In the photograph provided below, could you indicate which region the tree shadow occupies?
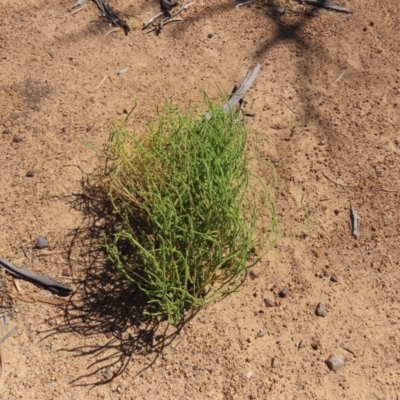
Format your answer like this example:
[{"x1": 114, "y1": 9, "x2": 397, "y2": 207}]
[
  {"x1": 168, "y1": 0, "x2": 355, "y2": 150},
  {"x1": 39, "y1": 176, "x2": 199, "y2": 387}
]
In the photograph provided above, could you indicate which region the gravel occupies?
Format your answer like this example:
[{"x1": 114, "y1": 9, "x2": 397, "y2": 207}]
[
  {"x1": 271, "y1": 357, "x2": 280, "y2": 368},
  {"x1": 249, "y1": 270, "x2": 260, "y2": 279},
  {"x1": 316, "y1": 302, "x2": 327, "y2": 317},
  {"x1": 102, "y1": 367, "x2": 112, "y2": 379},
  {"x1": 279, "y1": 287, "x2": 289, "y2": 298},
  {"x1": 264, "y1": 298, "x2": 276, "y2": 308},
  {"x1": 325, "y1": 355, "x2": 345, "y2": 371},
  {"x1": 34, "y1": 236, "x2": 48, "y2": 249}
]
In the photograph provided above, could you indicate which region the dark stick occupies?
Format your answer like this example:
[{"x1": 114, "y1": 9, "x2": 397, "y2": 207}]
[
  {"x1": 92, "y1": 0, "x2": 130, "y2": 35},
  {"x1": 0, "y1": 258, "x2": 72, "y2": 296}
]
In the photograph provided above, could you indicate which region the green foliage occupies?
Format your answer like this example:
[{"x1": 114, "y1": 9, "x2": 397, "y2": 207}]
[{"x1": 102, "y1": 98, "x2": 281, "y2": 324}]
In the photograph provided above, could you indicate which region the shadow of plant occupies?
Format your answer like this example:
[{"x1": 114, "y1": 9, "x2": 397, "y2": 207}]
[{"x1": 43, "y1": 177, "x2": 198, "y2": 387}]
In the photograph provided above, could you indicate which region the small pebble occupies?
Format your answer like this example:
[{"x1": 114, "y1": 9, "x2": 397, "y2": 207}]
[
  {"x1": 102, "y1": 367, "x2": 112, "y2": 379},
  {"x1": 311, "y1": 342, "x2": 319, "y2": 350},
  {"x1": 89, "y1": 225, "x2": 98, "y2": 234},
  {"x1": 3, "y1": 128, "x2": 11, "y2": 134},
  {"x1": 245, "y1": 371, "x2": 253, "y2": 380},
  {"x1": 298, "y1": 339, "x2": 306, "y2": 348},
  {"x1": 12, "y1": 135, "x2": 22, "y2": 143},
  {"x1": 34, "y1": 236, "x2": 48, "y2": 249},
  {"x1": 257, "y1": 330, "x2": 265, "y2": 338},
  {"x1": 279, "y1": 287, "x2": 289, "y2": 298},
  {"x1": 60, "y1": 126, "x2": 68, "y2": 134},
  {"x1": 26, "y1": 169, "x2": 35, "y2": 177},
  {"x1": 331, "y1": 275, "x2": 339, "y2": 282},
  {"x1": 104, "y1": 331, "x2": 113, "y2": 339},
  {"x1": 249, "y1": 270, "x2": 260, "y2": 279},
  {"x1": 61, "y1": 268, "x2": 72, "y2": 277},
  {"x1": 316, "y1": 302, "x2": 327, "y2": 317},
  {"x1": 271, "y1": 357, "x2": 280, "y2": 368},
  {"x1": 325, "y1": 355, "x2": 345, "y2": 371},
  {"x1": 264, "y1": 298, "x2": 276, "y2": 308}
]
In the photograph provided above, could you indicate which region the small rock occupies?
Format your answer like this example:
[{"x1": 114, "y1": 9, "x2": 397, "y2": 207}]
[
  {"x1": 298, "y1": 339, "x2": 306, "y2": 349},
  {"x1": 12, "y1": 135, "x2": 22, "y2": 143},
  {"x1": 60, "y1": 126, "x2": 68, "y2": 134},
  {"x1": 264, "y1": 298, "x2": 276, "y2": 308},
  {"x1": 102, "y1": 367, "x2": 112, "y2": 379},
  {"x1": 257, "y1": 330, "x2": 265, "y2": 338},
  {"x1": 311, "y1": 342, "x2": 319, "y2": 350},
  {"x1": 3, "y1": 128, "x2": 11, "y2": 134},
  {"x1": 331, "y1": 275, "x2": 339, "y2": 282},
  {"x1": 279, "y1": 287, "x2": 289, "y2": 298},
  {"x1": 271, "y1": 357, "x2": 280, "y2": 368},
  {"x1": 104, "y1": 331, "x2": 113, "y2": 339},
  {"x1": 316, "y1": 302, "x2": 327, "y2": 317},
  {"x1": 325, "y1": 355, "x2": 345, "y2": 371},
  {"x1": 26, "y1": 169, "x2": 35, "y2": 177},
  {"x1": 61, "y1": 268, "x2": 72, "y2": 277},
  {"x1": 245, "y1": 371, "x2": 253, "y2": 380},
  {"x1": 34, "y1": 236, "x2": 48, "y2": 249},
  {"x1": 249, "y1": 270, "x2": 260, "y2": 279}
]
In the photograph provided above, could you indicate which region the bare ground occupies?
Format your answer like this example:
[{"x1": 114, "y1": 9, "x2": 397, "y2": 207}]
[{"x1": 1, "y1": 0, "x2": 400, "y2": 398}]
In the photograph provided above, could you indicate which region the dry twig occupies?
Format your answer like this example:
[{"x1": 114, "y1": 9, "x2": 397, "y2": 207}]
[
  {"x1": 350, "y1": 204, "x2": 360, "y2": 239},
  {"x1": 57, "y1": 4, "x2": 87, "y2": 18},
  {"x1": 279, "y1": 96, "x2": 295, "y2": 114},
  {"x1": 143, "y1": 1, "x2": 195, "y2": 34},
  {"x1": 334, "y1": 69, "x2": 347, "y2": 83},
  {"x1": 322, "y1": 171, "x2": 358, "y2": 188}
]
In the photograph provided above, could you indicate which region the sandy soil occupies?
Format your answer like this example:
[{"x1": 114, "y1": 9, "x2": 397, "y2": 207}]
[{"x1": 1, "y1": 0, "x2": 400, "y2": 398}]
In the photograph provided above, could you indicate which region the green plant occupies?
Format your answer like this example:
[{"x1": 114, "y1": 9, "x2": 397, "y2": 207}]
[{"x1": 102, "y1": 97, "x2": 281, "y2": 324}]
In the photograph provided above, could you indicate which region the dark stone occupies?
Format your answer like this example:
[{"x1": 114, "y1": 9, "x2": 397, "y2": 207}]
[
  {"x1": 249, "y1": 270, "x2": 260, "y2": 279},
  {"x1": 279, "y1": 287, "x2": 289, "y2": 298},
  {"x1": 12, "y1": 135, "x2": 22, "y2": 143},
  {"x1": 34, "y1": 236, "x2": 48, "y2": 249}
]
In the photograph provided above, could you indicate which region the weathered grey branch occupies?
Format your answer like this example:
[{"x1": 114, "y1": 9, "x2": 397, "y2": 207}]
[
  {"x1": 205, "y1": 64, "x2": 261, "y2": 120},
  {"x1": 0, "y1": 258, "x2": 72, "y2": 296}
]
